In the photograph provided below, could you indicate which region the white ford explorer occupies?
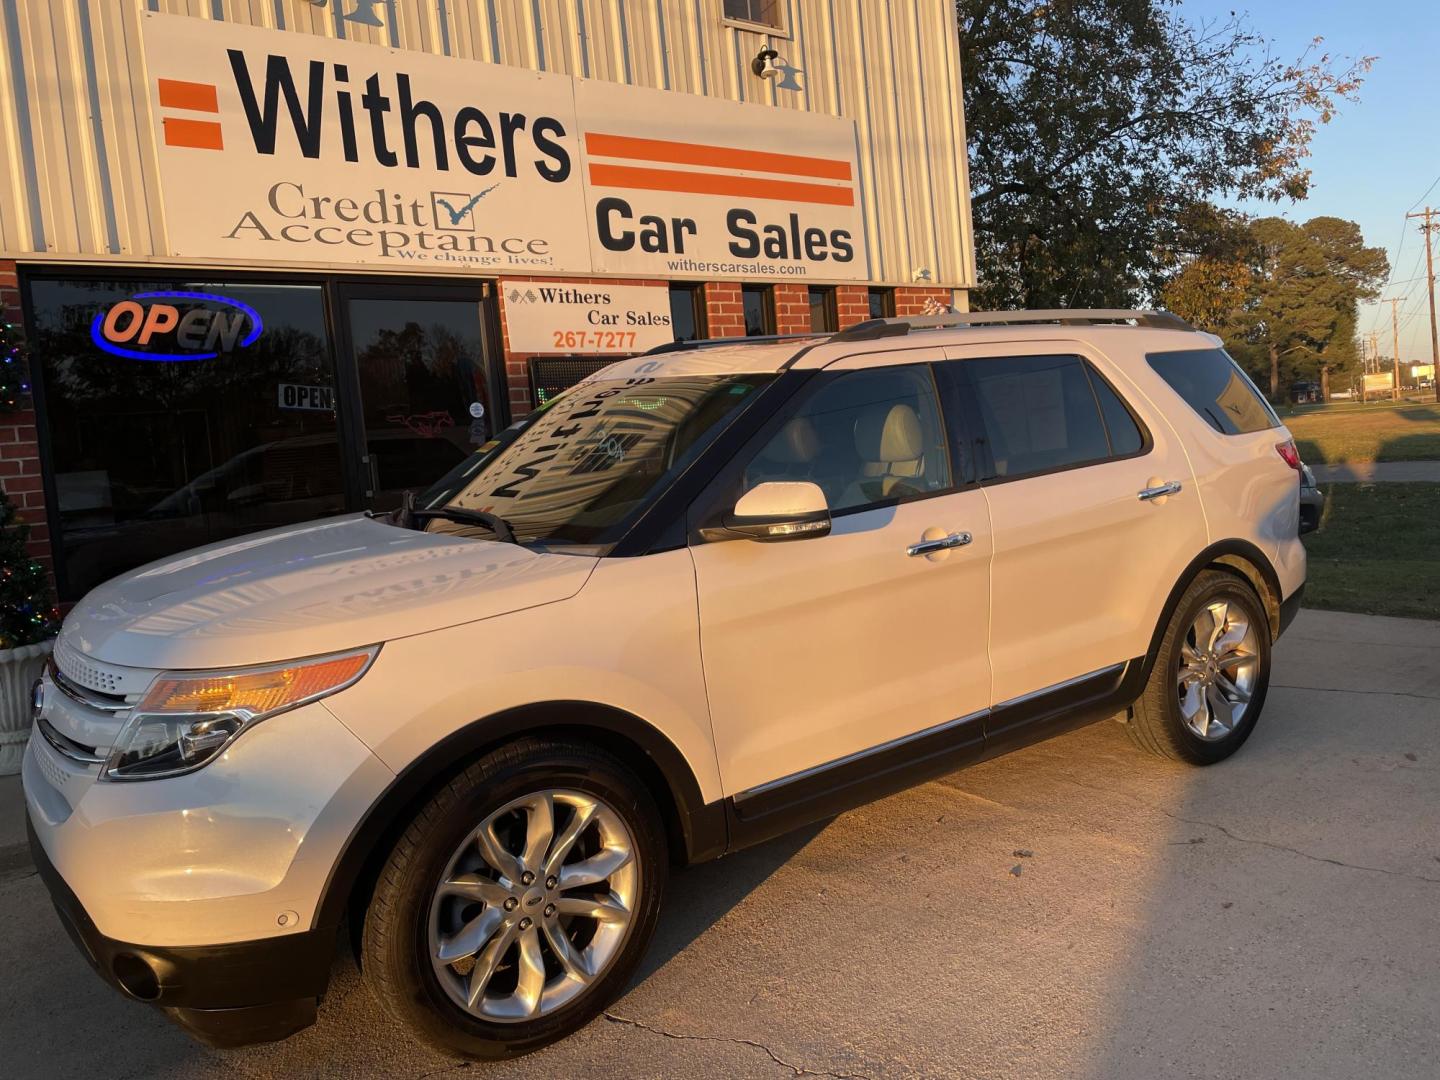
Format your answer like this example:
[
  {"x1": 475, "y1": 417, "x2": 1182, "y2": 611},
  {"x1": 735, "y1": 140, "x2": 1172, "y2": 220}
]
[{"x1": 25, "y1": 309, "x2": 1307, "y2": 1058}]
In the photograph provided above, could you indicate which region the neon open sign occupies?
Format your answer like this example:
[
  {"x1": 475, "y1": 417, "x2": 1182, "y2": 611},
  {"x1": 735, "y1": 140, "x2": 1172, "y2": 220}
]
[{"x1": 90, "y1": 290, "x2": 263, "y2": 361}]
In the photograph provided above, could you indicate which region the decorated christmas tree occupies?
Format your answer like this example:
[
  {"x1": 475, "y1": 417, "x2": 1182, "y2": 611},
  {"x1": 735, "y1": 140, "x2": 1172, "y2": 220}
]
[
  {"x1": 0, "y1": 318, "x2": 29, "y2": 411},
  {"x1": 0, "y1": 486, "x2": 57, "y2": 649}
]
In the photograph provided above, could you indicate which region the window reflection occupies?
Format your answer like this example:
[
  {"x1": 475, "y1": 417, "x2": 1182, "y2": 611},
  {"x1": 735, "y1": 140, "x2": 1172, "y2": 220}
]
[{"x1": 30, "y1": 278, "x2": 344, "y2": 599}]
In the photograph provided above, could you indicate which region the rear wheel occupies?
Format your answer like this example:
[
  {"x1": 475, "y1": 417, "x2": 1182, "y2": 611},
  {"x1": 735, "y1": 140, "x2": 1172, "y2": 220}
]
[
  {"x1": 362, "y1": 738, "x2": 666, "y2": 1059},
  {"x1": 1125, "y1": 570, "x2": 1272, "y2": 764}
]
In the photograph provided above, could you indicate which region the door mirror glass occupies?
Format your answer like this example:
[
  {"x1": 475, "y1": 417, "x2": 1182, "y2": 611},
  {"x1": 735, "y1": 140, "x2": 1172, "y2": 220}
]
[{"x1": 703, "y1": 481, "x2": 832, "y2": 543}]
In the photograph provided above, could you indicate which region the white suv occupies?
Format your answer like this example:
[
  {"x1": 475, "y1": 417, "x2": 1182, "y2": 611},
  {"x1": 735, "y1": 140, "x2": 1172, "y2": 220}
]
[{"x1": 25, "y1": 310, "x2": 1306, "y2": 1058}]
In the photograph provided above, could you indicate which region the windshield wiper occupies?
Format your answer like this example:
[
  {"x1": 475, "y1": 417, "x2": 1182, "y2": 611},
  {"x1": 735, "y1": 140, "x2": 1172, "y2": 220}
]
[{"x1": 409, "y1": 505, "x2": 519, "y2": 544}]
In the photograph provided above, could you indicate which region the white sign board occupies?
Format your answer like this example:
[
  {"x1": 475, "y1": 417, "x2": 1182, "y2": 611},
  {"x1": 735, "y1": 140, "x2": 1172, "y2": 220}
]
[
  {"x1": 139, "y1": 14, "x2": 867, "y2": 281},
  {"x1": 501, "y1": 282, "x2": 672, "y2": 354}
]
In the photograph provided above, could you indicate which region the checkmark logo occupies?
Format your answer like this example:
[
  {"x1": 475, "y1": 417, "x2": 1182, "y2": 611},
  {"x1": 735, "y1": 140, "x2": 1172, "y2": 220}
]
[{"x1": 431, "y1": 185, "x2": 500, "y2": 231}]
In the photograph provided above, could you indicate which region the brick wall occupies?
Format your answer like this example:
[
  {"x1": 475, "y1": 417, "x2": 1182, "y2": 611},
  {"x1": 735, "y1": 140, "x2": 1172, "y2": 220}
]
[
  {"x1": 703, "y1": 282, "x2": 744, "y2": 337},
  {"x1": 0, "y1": 259, "x2": 54, "y2": 584},
  {"x1": 704, "y1": 281, "x2": 955, "y2": 340}
]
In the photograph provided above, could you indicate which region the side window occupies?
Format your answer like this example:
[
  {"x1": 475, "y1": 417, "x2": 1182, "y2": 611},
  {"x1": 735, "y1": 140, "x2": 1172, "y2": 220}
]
[
  {"x1": 742, "y1": 365, "x2": 952, "y2": 513},
  {"x1": 1147, "y1": 348, "x2": 1280, "y2": 435},
  {"x1": 1088, "y1": 367, "x2": 1146, "y2": 456},
  {"x1": 967, "y1": 355, "x2": 1118, "y2": 478}
]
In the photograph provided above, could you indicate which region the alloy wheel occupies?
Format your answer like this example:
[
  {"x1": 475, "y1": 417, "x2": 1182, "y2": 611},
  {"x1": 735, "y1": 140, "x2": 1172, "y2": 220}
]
[
  {"x1": 427, "y1": 789, "x2": 639, "y2": 1022},
  {"x1": 1175, "y1": 599, "x2": 1261, "y2": 740}
]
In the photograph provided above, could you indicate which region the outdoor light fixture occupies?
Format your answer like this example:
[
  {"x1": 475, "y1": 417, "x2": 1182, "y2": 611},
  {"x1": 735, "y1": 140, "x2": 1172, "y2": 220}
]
[{"x1": 751, "y1": 48, "x2": 781, "y2": 80}]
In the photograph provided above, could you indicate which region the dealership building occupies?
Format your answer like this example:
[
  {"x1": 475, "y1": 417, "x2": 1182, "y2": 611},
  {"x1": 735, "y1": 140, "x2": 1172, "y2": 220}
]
[{"x1": 0, "y1": 0, "x2": 974, "y2": 601}]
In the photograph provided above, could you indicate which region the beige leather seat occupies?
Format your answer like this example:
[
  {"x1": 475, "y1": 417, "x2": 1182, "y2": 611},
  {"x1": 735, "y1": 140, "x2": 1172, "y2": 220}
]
[
  {"x1": 745, "y1": 416, "x2": 822, "y2": 489},
  {"x1": 842, "y1": 403, "x2": 926, "y2": 507}
]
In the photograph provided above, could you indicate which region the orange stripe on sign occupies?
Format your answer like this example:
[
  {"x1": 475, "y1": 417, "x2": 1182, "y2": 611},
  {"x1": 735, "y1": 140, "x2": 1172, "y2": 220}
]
[
  {"x1": 163, "y1": 117, "x2": 224, "y2": 150},
  {"x1": 587, "y1": 163, "x2": 854, "y2": 206},
  {"x1": 585, "y1": 132, "x2": 852, "y2": 181},
  {"x1": 157, "y1": 78, "x2": 219, "y2": 113}
]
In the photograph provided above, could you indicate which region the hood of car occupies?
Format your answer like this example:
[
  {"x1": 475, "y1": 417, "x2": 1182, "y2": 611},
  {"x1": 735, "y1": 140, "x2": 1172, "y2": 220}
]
[{"x1": 58, "y1": 515, "x2": 600, "y2": 670}]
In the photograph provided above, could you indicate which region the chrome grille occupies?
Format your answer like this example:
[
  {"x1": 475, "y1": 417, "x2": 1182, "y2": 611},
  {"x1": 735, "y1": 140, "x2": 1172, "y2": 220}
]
[
  {"x1": 48, "y1": 658, "x2": 129, "y2": 713},
  {"x1": 52, "y1": 638, "x2": 124, "y2": 694}
]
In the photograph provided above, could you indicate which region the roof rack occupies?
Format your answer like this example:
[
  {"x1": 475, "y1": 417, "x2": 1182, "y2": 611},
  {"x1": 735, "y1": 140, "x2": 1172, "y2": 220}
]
[
  {"x1": 641, "y1": 333, "x2": 818, "y2": 357},
  {"x1": 832, "y1": 308, "x2": 1195, "y2": 342}
]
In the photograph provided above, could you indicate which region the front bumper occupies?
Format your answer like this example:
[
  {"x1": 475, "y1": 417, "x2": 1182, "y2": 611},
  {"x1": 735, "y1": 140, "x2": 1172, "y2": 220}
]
[
  {"x1": 22, "y1": 689, "x2": 395, "y2": 1047},
  {"x1": 28, "y1": 815, "x2": 331, "y2": 1046}
]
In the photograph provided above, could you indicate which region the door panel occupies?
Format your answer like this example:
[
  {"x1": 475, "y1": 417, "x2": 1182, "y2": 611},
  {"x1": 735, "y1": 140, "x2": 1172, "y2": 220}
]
[
  {"x1": 951, "y1": 345, "x2": 1208, "y2": 708},
  {"x1": 692, "y1": 496, "x2": 993, "y2": 796},
  {"x1": 690, "y1": 360, "x2": 991, "y2": 798}
]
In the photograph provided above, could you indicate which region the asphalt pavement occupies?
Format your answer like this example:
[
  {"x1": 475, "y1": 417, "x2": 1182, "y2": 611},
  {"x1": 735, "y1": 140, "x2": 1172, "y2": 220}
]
[{"x1": 2, "y1": 607, "x2": 1437, "y2": 1080}]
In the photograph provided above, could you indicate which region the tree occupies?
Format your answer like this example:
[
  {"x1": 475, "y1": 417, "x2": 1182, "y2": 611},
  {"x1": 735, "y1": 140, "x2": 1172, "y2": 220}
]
[
  {"x1": 1166, "y1": 216, "x2": 1387, "y2": 400},
  {"x1": 0, "y1": 318, "x2": 30, "y2": 411},
  {"x1": 957, "y1": 0, "x2": 1373, "y2": 309},
  {"x1": 0, "y1": 487, "x2": 57, "y2": 649}
]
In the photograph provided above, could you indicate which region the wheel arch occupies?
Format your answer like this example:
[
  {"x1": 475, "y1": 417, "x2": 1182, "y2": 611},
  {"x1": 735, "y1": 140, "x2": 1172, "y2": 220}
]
[
  {"x1": 315, "y1": 701, "x2": 726, "y2": 939},
  {"x1": 1142, "y1": 539, "x2": 1283, "y2": 682}
]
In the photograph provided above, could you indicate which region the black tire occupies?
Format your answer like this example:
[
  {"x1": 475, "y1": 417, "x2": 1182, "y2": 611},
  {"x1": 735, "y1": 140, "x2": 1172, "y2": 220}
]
[
  {"x1": 1125, "y1": 569, "x2": 1272, "y2": 765},
  {"x1": 361, "y1": 737, "x2": 667, "y2": 1059}
]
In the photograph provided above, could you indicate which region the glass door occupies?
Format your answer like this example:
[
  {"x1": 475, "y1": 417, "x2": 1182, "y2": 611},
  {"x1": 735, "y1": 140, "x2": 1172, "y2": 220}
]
[{"x1": 336, "y1": 284, "x2": 505, "y2": 512}]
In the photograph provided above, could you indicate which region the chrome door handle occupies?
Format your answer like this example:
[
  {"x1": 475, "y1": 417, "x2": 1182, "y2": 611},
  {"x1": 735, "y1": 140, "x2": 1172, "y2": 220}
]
[
  {"x1": 907, "y1": 531, "x2": 972, "y2": 557},
  {"x1": 1137, "y1": 481, "x2": 1182, "y2": 501}
]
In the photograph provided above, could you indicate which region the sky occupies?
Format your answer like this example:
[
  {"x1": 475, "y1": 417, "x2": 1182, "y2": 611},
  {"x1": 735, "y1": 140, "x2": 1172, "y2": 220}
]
[{"x1": 1180, "y1": 0, "x2": 1440, "y2": 365}]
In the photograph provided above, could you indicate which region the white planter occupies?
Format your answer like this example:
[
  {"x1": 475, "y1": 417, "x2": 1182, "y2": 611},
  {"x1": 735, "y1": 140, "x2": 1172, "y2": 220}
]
[{"x1": 0, "y1": 639, "x2": 53, "y2": 776}]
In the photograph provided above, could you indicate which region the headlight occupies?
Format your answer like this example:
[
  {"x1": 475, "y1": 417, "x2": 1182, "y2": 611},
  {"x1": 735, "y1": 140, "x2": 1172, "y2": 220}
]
[{"x1": 101, "y1": 647, "x2": 377, "y2": 781}]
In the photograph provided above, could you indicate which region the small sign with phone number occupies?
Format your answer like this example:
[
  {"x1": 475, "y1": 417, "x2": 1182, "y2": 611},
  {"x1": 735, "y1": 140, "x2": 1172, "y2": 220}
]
[{"x1": 501, "y1": 281, "x2": 673, "y2": 354}]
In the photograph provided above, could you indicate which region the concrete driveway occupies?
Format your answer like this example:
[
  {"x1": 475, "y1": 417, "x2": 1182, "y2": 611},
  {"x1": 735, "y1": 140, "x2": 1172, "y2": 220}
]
[{"x1": 2, "y1": 607, "x2": 1437, "y2": 1080}]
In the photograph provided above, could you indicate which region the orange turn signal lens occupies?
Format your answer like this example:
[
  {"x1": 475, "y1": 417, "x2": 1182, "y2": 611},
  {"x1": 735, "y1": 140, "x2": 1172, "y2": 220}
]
[{"x1": 137, "y1": 650, "x2": 374, "y2": 717}]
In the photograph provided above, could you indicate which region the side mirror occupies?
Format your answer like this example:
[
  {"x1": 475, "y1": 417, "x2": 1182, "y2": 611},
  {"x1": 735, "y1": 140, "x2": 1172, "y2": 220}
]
[{"x1": 700, "y1": 481, "x2": 832, "y2": 543}]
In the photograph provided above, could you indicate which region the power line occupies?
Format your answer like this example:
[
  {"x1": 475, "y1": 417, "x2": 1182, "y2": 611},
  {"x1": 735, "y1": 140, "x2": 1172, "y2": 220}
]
[{"x1": 1404, "y1": 206, "x2": 1440, "y2": 403}]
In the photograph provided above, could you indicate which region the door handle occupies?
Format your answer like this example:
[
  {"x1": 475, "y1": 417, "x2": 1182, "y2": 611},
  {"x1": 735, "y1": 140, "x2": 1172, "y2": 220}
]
[
  {"x1": 1137, "y1": 481, "x2": 1182, "y2": 501},
  {"x1": 907, "y1": 531, "x2": 972, "y2": 557}
]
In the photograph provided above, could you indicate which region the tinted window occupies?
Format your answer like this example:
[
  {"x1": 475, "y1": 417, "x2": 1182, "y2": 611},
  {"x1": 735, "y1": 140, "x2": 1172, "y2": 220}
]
[
  {"x1": 741, "y1": 285, "x2": 774, "y2": 336},
  {"x1": 742, "y1": 364, "x2": 951, "y2": 513},
  {"x1": 808, "y1": 287, "x2": 837, "y2": 332},
  {"x1": 1090, "y1": 370, "x2": 1145, "y2": 456},
  {"x1": 29, "y1": 277, "x2": 343, "y2": 599},
  {"x1": 668, "y1": 284, "x2": 705, "y2": 342},
  {"x1": 1148, "y1": 348, "x2": 1279, "y2": 434},
  {"x1": 967, "y1": 355, "x2": 1113, "y2": 477}
]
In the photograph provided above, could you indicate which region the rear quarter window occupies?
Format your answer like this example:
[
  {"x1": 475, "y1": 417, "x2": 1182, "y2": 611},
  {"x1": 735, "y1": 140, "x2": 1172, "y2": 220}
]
[{"x1": 1147, "y1": 348, "x2": 1280, "y2": 435}]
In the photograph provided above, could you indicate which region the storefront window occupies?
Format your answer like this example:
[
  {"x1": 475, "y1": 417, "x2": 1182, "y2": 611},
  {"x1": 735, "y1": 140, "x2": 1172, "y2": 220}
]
[
  {"x1": 669, "y1": 284, "x2": 707, "y2": 342},
  {"x1": 742, "y1": 285, "x2": 775, "y2": 336},
  {"x1": 29, "y1": 277, "x2": 344, "y2": 599},
  {"x1": 868, "y1": 288, "x2": 896, "y2": 319},
  {"x1": 808, "y1": 287, "x2": 837, "y2": 332}
]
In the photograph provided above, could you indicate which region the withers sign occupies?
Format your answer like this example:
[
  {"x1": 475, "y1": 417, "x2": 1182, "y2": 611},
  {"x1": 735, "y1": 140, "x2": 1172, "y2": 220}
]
[
  {"x1": 140, "y1": 14, "x2": 868, "y2": 281},
  {"x1": 91, "y1": 291, "x2": 262, "y2": 361}
]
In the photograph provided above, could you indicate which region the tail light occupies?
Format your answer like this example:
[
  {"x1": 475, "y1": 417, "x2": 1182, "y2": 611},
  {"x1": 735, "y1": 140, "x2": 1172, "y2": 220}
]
[{"x1": 1275, "y1": 439, "x2": 1301, "y2": 471}]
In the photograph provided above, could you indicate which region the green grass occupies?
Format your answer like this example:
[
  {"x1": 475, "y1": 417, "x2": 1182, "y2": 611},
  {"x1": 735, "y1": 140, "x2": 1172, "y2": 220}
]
[
  {"x1": 1302, "y1": 482, "x2": 1440, "y2": 620},
  {"x1": 1281, "y1": 402, "x2": 1440, "y2": 464}
]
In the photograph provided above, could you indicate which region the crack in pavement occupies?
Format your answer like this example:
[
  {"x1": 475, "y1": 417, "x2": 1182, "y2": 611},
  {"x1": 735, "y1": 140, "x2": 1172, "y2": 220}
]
[
  {"x1": 1058, "y1": 777, "x2": 1440, "y2": 886},
  {"x1": 603, "y1": 1012, "x2": 873, "y2": 1079},
  {"x1": 1272, "y1": 683, "x2": 1440, "y2": 703}
]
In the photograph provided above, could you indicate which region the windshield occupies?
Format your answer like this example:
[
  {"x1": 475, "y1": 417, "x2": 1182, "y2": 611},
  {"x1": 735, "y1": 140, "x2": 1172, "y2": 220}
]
[{"x1": 416, "y1": 374, "x2": 773, "y2": 547}]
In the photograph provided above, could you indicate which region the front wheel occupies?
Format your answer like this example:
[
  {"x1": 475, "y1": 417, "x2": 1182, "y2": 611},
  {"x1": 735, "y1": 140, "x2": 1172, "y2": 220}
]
[
  {"x1": 1125, "y1": 570, "x2": 1272, "y2": 765},
  {"x1": 362, "y1": 737, "x2": 667, "y2": 1059}
]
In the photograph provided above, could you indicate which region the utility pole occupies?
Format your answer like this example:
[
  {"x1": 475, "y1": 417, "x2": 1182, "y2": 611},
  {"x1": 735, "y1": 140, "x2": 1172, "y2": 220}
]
[
  {"x1": 1406, "y1": 207, "x2": 1440, "y2": 403},
  {"x1": 1363, "y1": 331, "x2": 1379, "y2": 401},
  {"x1": 1381, "y1": 296, "x2": 1405, "y2": 399}
]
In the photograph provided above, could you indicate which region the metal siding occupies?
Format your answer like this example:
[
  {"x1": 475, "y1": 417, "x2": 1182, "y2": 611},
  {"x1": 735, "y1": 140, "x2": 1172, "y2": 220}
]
[{"x1": 0, "y1": 0, "x2": 973, "y2": 286}]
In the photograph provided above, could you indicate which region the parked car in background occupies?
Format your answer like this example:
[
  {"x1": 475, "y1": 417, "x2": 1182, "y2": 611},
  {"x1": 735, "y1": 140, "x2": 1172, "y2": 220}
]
[
  {"x1": 25, "y1": 310, "x2": 1306, "y2": 1060},
  {"x1": 1299, "y1": 462, "x2": 1324, "y2": 534}
]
